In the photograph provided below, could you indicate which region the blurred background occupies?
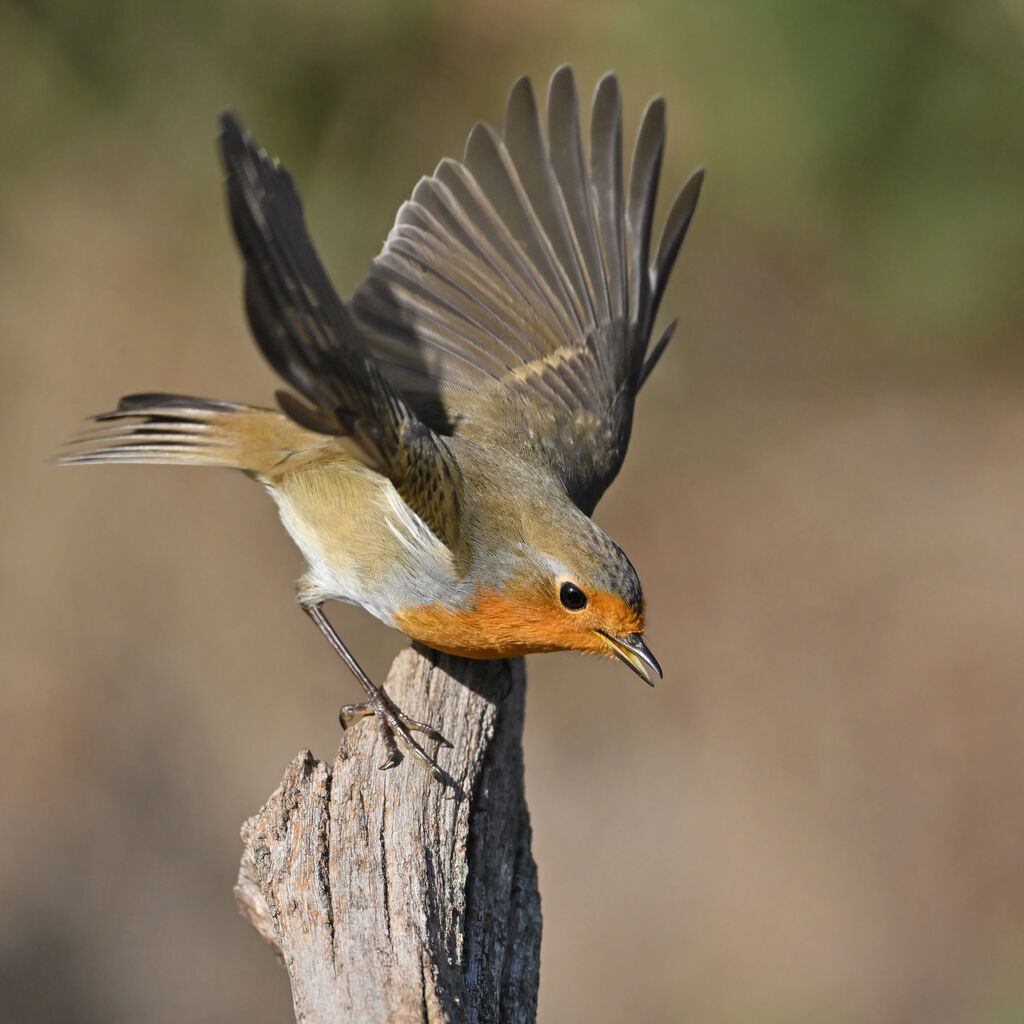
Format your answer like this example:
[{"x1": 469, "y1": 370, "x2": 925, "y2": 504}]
[{"x1": 3, "y1": 0, "x2": 1024, "y2": 1020}]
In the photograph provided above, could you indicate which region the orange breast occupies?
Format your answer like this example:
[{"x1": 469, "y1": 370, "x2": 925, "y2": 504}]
[
  {"x1": 394, "y1": 588, "x2": 565, "y2": 659},
  {"x1": 394, "y1": 586, "x2": 641, "y2": 660}
]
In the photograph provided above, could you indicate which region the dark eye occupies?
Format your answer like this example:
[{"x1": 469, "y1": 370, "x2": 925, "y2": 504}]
[{"x1": 559, "y1": 581, "x2": 588, "y2": 611}]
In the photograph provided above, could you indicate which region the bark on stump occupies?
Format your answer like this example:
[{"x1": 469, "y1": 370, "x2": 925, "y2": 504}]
[{"x1": 235, "y1": 646, "x2": 541, "y2": 1023}]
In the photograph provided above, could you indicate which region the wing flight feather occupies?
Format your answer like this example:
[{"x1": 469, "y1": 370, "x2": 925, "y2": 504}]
[{"x1": 348, "y1": 67, "x2": 702, "y2": 512}]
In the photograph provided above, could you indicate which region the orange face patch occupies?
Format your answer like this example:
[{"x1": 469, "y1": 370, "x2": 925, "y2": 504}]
[{"x1": 394, "y1": 584, "x2": 644, "y2": 660}]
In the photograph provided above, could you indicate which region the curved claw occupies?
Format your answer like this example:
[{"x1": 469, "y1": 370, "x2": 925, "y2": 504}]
[{"x1": 339, "y1": 687, "x2": 449, "y2": 779}]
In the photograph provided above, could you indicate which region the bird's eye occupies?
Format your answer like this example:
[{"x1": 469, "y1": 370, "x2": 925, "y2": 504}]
[{"x1": 559, "y1": 581, "x2": 588, "y2": 611}]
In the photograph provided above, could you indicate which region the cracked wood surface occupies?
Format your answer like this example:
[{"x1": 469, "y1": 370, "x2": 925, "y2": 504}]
[{"x1": 234, "y1": 646, "x2": 541, "y2": 1023}]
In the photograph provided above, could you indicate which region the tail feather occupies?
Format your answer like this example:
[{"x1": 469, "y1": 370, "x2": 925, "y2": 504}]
[{"x1": 59, "y1": 393, "x2": 317, "y2": 474}]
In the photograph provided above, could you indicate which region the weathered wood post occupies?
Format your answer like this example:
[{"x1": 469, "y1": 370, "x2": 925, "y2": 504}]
[{"x1": 234, "y1": 646, "x2": 541, "y2": 1022}]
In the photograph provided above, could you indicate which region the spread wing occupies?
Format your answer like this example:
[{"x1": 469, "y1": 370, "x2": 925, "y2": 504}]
[
  {"x1": 351, "y1": 66, "x2": 703, "y2": 514},
  {"x1": 219, "y1": 112, "x2": 462, "y2": 549}
]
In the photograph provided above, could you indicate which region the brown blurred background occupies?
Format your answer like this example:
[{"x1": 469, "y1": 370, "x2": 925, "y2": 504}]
[{"x1": 3, "y1": 1, "x2": 1024, "y2": 1021}]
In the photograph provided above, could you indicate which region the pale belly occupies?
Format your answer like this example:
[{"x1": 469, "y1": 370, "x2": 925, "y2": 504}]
[{"x1": 264, "y1": 459, "x2": 464, "y2": 626}]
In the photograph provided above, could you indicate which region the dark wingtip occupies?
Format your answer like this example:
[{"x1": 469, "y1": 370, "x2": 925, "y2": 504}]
[
  {"x1": 504, "y1": 73, "x2": 538, "y2": 136},
  {"x1": 463, "y1": 120, "x2": 503, "y2": 166},
  {"x1": 642, "y1": 94, "x2": 666, "y2": 125},
  {"x1": 681, "y1": 167, "x2": 707, "y2": 214},
  {"x1": 649, "y1": 165, "x2": 706, "y2": 324},
  {"x1": 217, "y1": 109, "x2": 254, "y2": 180},
  {"x1": 508, "y1": 73, "x2": 533, "y2": 97},
  {"x1": 217, "y1": 109, "x2": 246, "y2": 155},
  {"x1": 592, "y1": 70, "x2": 622, "y2": 117},
  {"x1": 548, "y1": 63, "x2": 577, "y2": 101}
]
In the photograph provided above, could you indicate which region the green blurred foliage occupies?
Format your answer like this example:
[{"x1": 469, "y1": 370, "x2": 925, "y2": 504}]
[{"x1": 617, "y1": 0, "x2": 1024, "y2": 350}]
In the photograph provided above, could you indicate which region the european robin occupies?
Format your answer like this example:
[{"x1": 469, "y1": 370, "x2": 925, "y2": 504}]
[{"x1": 61, "y1": 66, "x2": 703, "y2": 778}]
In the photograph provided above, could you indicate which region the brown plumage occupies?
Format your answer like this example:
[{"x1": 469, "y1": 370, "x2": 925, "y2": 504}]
[{"x1": 60, "y1": 66, "x2": 703, "y2": 777}]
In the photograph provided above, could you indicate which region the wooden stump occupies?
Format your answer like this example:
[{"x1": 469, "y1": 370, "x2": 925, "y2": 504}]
[{"x1": 235, "y1": 646, "x2": 541, "y2": 1023}]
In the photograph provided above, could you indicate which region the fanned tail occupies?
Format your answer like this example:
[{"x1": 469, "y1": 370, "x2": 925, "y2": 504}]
[{"x1": 58, "y1": 393, "x2": 316, "y2": 475}]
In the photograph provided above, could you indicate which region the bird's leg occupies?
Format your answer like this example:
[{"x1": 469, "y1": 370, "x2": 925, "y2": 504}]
[{"x1": 302, "y1": 603, "x2": 449, "y2": 779}]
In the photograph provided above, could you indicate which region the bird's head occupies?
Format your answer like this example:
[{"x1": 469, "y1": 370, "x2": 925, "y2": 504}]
[
  {"x1": 522, "y1": 514, "x2": 661, "y2": 683},
  {"x1": 455, "y1": 506, "x2": 662, "y2": 683}
]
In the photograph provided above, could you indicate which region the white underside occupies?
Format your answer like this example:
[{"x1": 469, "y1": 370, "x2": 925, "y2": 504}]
[{"x1": 266, "y1": 476, "x2": 462, "y2": 625}]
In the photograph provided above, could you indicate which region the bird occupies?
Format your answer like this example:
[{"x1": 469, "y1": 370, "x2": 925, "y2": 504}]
[{"x1": 60, "y1": 66, "x2": 704, "y2": 778}]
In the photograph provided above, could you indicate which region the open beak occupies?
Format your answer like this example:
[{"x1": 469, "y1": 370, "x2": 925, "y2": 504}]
[{"x1": 597, "y1": 631, "x2": 662, "y2": 686}]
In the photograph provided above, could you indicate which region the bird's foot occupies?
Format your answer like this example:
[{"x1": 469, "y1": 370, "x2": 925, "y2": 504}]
[{"x1": 340, "y1": 687, "x2": 451, "y2": 780}]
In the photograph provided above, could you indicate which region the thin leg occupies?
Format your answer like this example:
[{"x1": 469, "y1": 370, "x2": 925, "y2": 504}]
[{"x1": 302, "y1": 603, "x2": 450, "y2": 778}]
